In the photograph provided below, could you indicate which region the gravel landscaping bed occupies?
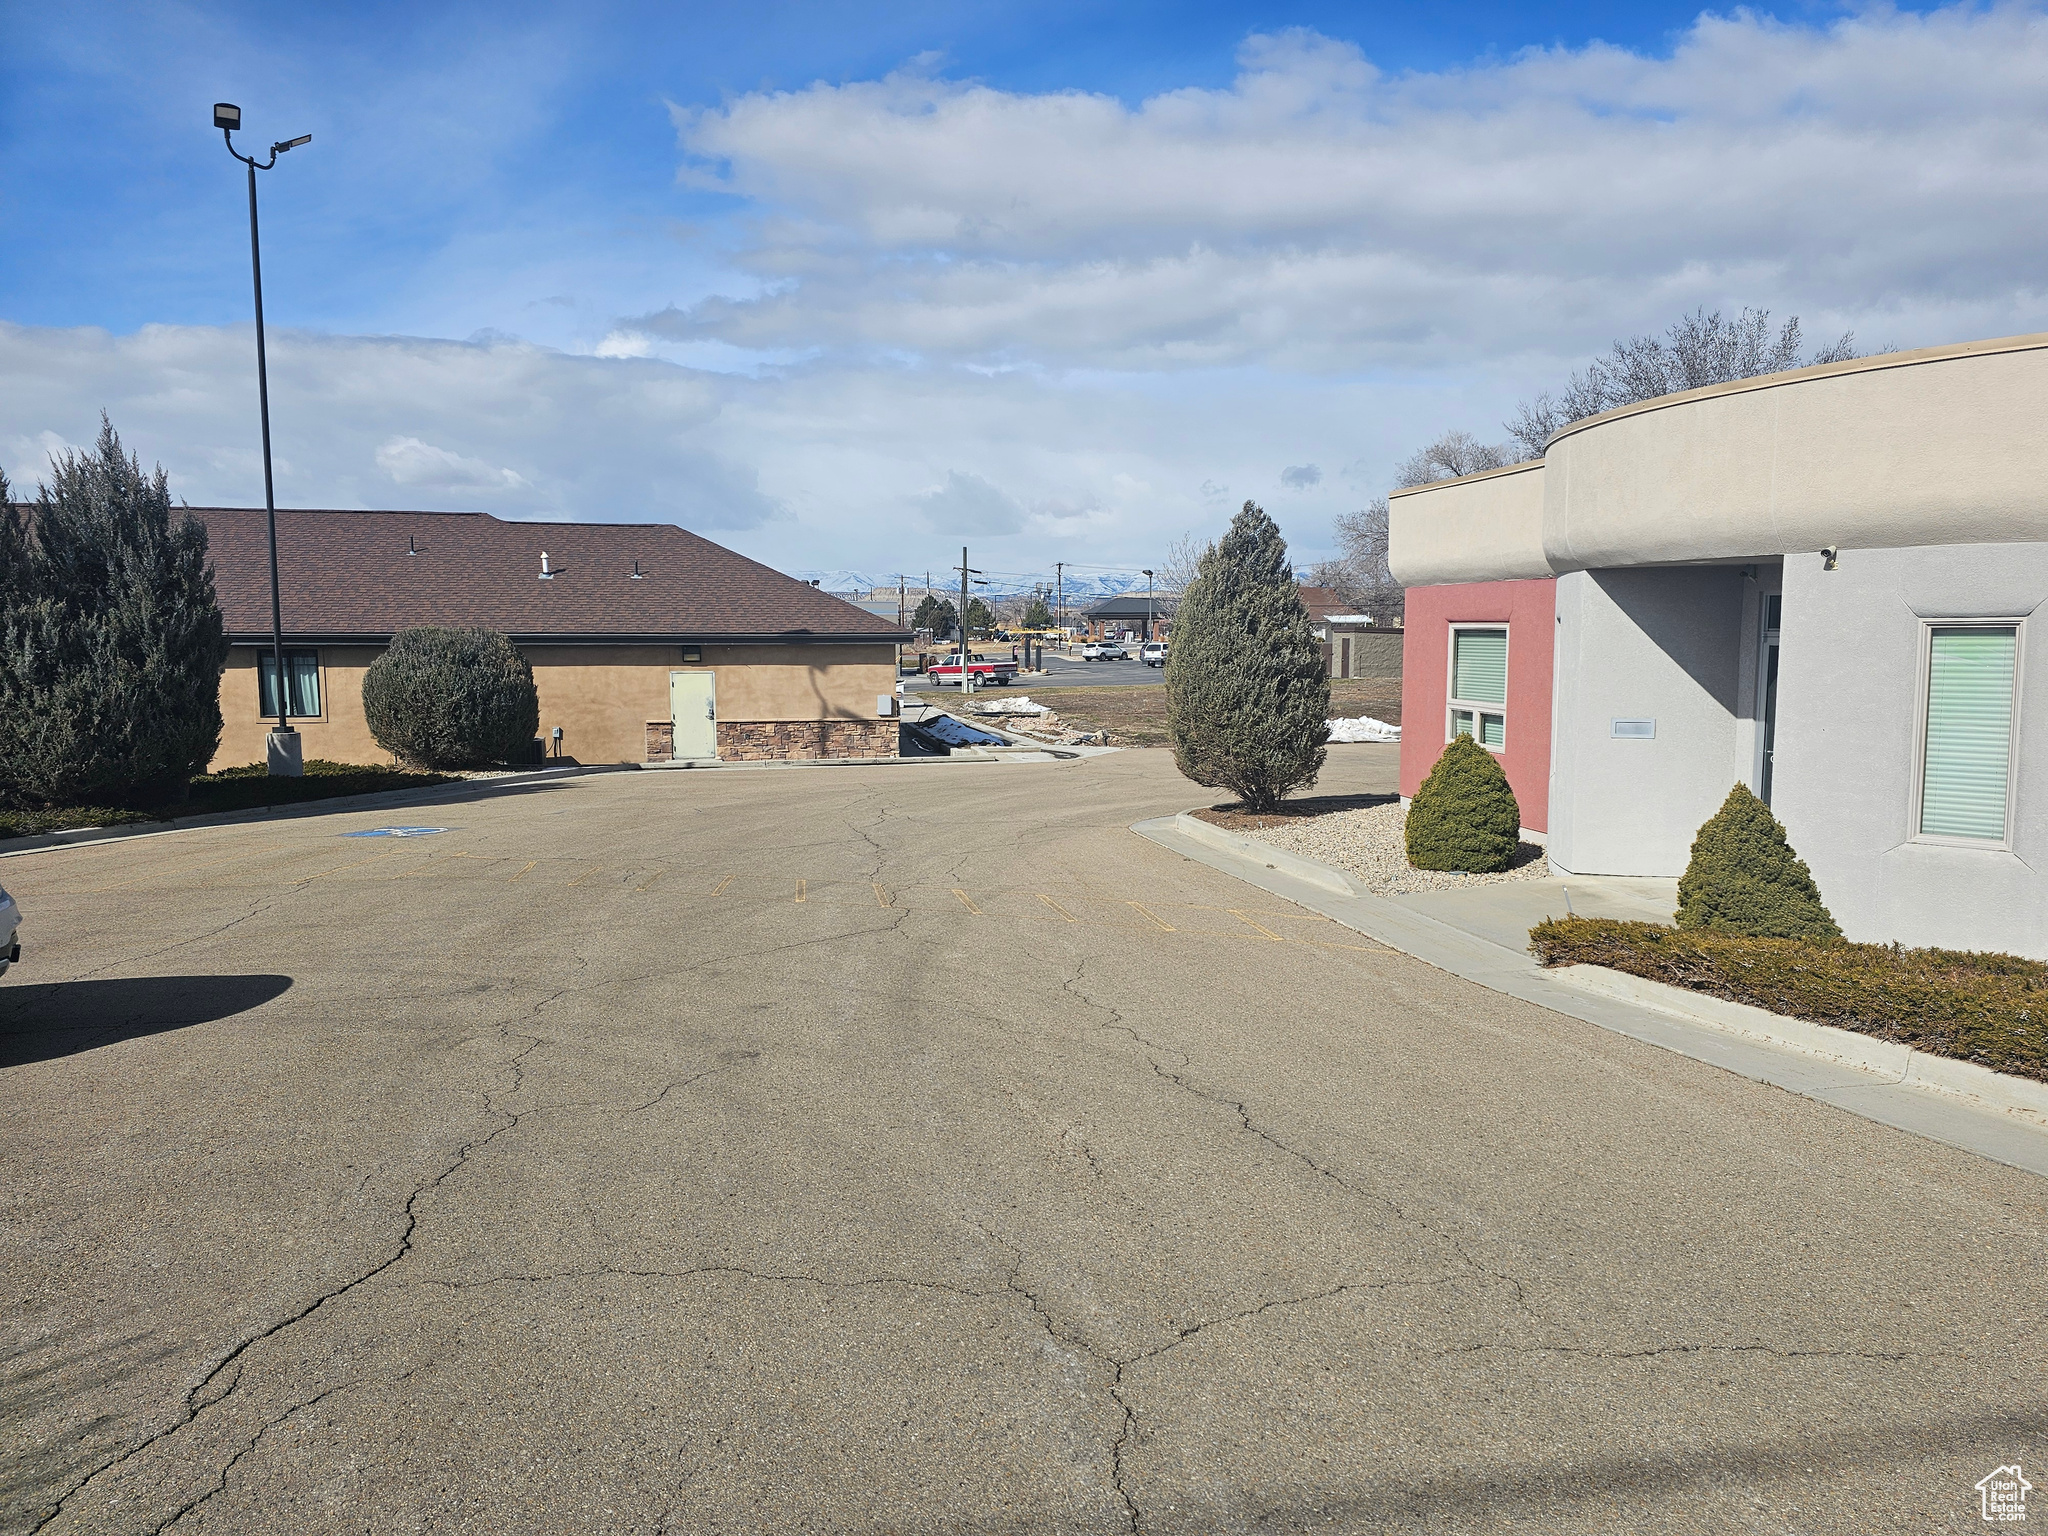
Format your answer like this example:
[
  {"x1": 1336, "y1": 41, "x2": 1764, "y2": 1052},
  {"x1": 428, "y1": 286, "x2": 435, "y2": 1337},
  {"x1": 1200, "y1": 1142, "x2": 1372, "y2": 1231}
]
[{"x1": 1199, "y1": 798, "x2": 1549, "y2": 895}]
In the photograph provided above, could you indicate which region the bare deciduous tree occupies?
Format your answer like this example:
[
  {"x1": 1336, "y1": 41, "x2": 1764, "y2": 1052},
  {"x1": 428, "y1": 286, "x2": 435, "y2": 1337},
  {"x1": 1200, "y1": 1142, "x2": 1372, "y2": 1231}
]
[
  {"x1": 1308, "y1": 498, "x2": 1402, "y2": 624},
  {"x1": 1506, "y1": 308, "x2": 1860, "y2": 459},
  {"x1": 1392, "y1": 429, "x2": 1516, "y2": 489},
  {"x1": 1155, "y1": 530, "x2": 1209, "y2": 596}
]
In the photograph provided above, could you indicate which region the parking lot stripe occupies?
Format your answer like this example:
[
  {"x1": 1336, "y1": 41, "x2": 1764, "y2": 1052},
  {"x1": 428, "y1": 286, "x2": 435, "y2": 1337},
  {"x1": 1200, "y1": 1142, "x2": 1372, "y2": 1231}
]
[
  {"x1": 873, "y1": 882, "x2": 890, "y2": 906},
  {"x1": 635, "y1": 868, "x2": 666, "y2": 892},
  {"x1": 1229, "y1": 909, "x2": 1287, "y2": 942},
  {"x1": 507, "y1": 860, "x2": 538, "y2": 882},
  {"x1": 952, "y1": 888, "x2": 982, "y2": 916},
  {"x1": 711, "y1": 874, "x2": 734, "y2": 896},
  {"x1": 1037, "y1": 893, "x2": 1077, "y2": 922},
  {"x1": 795, "y1": 879, "x2": 806, "y2": 903},
  {"x1": 1127, "y1": 900, "x2": 1174, "y2": 931},
  {"x1": 567, "y1": 864, "x2": 604, "y2": 887},
  {"x1": 291, "y1": 847, "x2": 401, "y2": 883}
]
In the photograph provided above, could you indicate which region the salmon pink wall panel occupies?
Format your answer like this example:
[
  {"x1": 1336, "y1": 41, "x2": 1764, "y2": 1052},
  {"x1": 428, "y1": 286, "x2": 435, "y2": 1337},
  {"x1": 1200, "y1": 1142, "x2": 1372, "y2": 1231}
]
[{"x1": 1398, "y1": 579, "x2": 1557, "y2": 833}]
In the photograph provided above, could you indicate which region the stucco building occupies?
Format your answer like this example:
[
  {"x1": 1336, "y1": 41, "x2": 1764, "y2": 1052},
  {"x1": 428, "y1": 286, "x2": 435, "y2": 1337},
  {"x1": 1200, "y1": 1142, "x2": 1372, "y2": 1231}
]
[
  {"x1": 198, "y1": 508, "x2": 908, "y2": 768},
  {"x1": 1390, "y1": 332, "x2": 2048, "y2": 956}
]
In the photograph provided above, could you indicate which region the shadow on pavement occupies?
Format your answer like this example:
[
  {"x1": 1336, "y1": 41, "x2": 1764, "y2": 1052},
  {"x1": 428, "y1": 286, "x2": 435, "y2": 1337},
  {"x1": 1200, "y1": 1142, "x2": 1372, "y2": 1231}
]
[{"x1": 0, "y1": 973, "x2": 293, "y2": 1068}]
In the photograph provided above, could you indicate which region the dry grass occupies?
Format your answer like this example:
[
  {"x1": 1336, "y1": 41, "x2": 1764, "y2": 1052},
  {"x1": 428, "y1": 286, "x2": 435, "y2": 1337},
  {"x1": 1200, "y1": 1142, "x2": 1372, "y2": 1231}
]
[{"x1": 1024, "y1": 678, "x2": 1401, "y2": 749}]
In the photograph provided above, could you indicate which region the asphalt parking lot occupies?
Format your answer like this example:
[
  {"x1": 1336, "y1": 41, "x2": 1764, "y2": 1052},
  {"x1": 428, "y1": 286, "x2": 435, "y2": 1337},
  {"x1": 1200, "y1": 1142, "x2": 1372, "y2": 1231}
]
[{"x1": 2, "y1": 746, "x2": 2044, "y2": 1533}]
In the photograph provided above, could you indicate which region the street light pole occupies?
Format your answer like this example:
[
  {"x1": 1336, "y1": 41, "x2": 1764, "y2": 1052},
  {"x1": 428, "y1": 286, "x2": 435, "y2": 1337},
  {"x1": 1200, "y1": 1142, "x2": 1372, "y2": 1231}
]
[
  {"x1": 1143, "y1": 568, "x2": 1154, "y2": 644},
  {"x1": 216, "y1": 103, "x2": 311, "y2": 775}
]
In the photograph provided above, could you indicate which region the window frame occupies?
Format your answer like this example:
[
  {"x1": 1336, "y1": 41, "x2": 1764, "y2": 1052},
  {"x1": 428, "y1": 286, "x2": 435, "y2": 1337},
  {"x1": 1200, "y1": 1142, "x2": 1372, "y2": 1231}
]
[
  {"x1": 1445, "y1": 622, "x2": 1509, "y2": 754},
  {"x1": 256, "y1": 647, "x2": 326, "y2": 723},
  {"x1": 1909, "y1": 617, "x2": 2023, "y2": 851}
]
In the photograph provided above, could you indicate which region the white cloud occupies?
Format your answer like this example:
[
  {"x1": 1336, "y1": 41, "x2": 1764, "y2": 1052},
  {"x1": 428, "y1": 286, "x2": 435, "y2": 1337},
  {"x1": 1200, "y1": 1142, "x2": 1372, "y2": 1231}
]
[
  {"x1": 592, "y1": 330, "x2": 655, "y2": 360},
  {"x1": 376, "y1": 436, "x2": 529, "y2": 491},
  {"x1": 916, "y1": 469, "x2": 1025, "y2": 536},
  {"x1": 663, "y1": 11, "x2": 2048, "y2": 370}
]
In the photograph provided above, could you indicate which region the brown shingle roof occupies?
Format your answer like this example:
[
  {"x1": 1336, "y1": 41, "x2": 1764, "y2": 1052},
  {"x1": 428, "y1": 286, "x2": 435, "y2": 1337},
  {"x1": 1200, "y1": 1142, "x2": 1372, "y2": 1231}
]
[{"x1": 189, "y1": 508, "x2": 909, "y2": 644}]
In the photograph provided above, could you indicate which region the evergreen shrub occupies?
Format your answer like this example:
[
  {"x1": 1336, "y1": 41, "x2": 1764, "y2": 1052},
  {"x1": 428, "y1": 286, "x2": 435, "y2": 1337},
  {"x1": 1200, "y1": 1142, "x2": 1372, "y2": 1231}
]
[
  {"x1": 0, "y1": 420, "x2": 229, "y2": 809},
  {"x1": 362, "y1": 627, "x2": 539, "y2": 769},
  {"x1": 1676, "y1": 784, "x2": 1840, "y2": 940},
  {"x1": 1404, "y1": 735, "x2": 1521, "y2": 872},
  {"x1": 1165, "y1": 501, "x2": 1329, "y2": 812}
]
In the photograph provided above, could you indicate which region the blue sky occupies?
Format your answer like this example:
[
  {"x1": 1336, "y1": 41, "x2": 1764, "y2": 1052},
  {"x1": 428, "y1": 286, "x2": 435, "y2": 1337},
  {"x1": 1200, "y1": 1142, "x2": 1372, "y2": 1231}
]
[{"x1": 3, "y1": 0, "x2": 2042, "y2": 582}]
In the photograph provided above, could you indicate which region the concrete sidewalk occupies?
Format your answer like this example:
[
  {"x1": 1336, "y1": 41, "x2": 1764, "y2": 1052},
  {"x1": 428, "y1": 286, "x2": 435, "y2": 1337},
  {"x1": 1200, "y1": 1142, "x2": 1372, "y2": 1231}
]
[{"x1": 1134, "y1": 814, "x2": 2048, "y2": 1179}]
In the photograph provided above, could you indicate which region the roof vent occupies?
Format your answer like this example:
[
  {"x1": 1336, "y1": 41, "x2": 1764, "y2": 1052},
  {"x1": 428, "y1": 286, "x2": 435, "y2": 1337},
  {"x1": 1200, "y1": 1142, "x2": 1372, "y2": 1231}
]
[
  {"x1": 408, "y1": 535, "x2": 419, "y2": 556},
  {"x1": 631, "y1": 559, "x2": 643, "y2": 580},
  {"x1": 539, "y1": 551, "x2": 553, "y2": 580}
]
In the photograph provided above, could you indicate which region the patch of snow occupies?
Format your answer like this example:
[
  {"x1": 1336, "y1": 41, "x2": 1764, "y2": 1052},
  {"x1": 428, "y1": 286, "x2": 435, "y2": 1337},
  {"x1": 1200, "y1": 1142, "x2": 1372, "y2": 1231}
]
[
  {"x1": 1327, "y1": 715, "x2": 1400, "y2": 743},
  {"x1": 977, "y1": 696, "x2": 1050, "y2": 714}
]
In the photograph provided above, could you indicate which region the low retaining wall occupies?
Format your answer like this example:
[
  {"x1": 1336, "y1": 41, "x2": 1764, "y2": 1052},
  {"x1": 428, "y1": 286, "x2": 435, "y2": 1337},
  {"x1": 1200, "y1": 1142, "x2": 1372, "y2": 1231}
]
[{"x1": 715, "y1": 720, "x2": 899, "y2": 761}]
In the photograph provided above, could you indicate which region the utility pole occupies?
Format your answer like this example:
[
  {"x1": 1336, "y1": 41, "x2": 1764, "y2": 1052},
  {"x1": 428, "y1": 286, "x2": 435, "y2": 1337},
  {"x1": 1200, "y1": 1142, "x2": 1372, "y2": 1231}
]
[
  {"x1": 1055, "y1": 562, "x2": 1065, "y2": 643},
  {"x1": 955, "y1": 546, "x2": 982, "y2": 694}
]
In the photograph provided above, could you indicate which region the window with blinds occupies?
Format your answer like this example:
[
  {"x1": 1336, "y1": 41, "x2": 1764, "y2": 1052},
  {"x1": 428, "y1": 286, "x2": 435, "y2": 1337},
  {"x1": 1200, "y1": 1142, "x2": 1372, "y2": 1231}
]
[
  {"x1": 1448, "y1": 627, "x2": 1508, "y2": 750},
  {"x1": 1919, "y1": 625, "x2": 2017, "y2": 842},
  {"x1": 258, "y1": 650, "x2": 322, "y2": 719}
]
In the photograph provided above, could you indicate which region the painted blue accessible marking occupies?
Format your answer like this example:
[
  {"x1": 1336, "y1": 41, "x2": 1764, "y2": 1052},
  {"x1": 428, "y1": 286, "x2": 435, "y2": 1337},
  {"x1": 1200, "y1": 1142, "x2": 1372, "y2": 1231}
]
[{"x1": 341, "y1": 826, "x2": 452, "y2": 839}]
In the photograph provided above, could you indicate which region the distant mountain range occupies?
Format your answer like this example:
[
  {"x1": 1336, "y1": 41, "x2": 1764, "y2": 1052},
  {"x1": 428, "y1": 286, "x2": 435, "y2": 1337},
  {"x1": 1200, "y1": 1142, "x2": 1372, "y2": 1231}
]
[{"x1": 785, "y1": 569, "x2": 1160, "y2": 600}]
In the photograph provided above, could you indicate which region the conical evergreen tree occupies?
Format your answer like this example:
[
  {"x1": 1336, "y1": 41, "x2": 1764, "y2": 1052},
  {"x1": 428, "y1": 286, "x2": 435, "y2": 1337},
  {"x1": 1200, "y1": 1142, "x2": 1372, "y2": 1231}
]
[
  {"x1": 0, "y1": 418, "x2": 228, "y2": 808},
  {"x1": 1404, "y1": 735, "x2": 1521, "y2": 871},
  {"x1": 1164, "y1": 501, "x2": 1329, "y2": 811},
  {"x1": 1676, "y1": 783, "x2": 1841, "y2": 940}
]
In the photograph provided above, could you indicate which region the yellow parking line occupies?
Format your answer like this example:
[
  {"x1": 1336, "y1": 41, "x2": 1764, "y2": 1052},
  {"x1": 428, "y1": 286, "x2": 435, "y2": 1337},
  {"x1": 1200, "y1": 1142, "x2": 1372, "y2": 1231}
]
[
  {"x1": 873, "y1": 882, "x2": 890, "y2": 906},
  {"x1": 508, "y1": 860, "x2": 538, "y2": 882},
  {"x1": 1229, "y1": 909, "x2": 1286, "y2": 942},
  {"x1": 794, "y1": 879, "x2": 806, "y2": 903},
  {"x1": 711, "y1": 874, "x2": 734, "y2": 896},
  {"x1": 1037, "y1": 893, "x2": 1077, "y2": 922},
  {"x1": 291, "y1": 848, "x2": 400, "y2": 884},
  {"x1": 1127, "y1": 901, "x2": 1174, "y2": 932},
  {"x1": 952, "y1": 889, "x2": 982, "y2": 916},
  {"x1": 635, "y1": 869, "x2": 666, "y2": 892},
  {"x1": 567, "y1": 864, "x2": 604, "y2": 887},
  {"x1": 89, "y1": 842, "x2": 285, "y2": 892}
]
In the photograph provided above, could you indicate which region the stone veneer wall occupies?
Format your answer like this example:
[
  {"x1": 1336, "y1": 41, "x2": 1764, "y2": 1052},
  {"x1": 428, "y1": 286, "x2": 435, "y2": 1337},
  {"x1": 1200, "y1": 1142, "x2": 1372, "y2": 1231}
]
[{"x1": 715, "y1": 720, "x2": 899, "y2": 761}]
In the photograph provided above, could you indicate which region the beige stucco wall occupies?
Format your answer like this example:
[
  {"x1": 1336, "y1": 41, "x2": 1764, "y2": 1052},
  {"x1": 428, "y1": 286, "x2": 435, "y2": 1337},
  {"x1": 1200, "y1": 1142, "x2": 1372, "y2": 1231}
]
[
  {"x1": 1387, "y1": 460, "x2": 1548, "y2": 587},
  {"x1": 1543, "y1": 333, "x2": 2048, "y2": 572},
  {"x1": 212, "y1": 642, "x2": 900, "y2": 769},
  {"x1": 1388, "y1": 333, "x2": 2048, "y2": 588}
]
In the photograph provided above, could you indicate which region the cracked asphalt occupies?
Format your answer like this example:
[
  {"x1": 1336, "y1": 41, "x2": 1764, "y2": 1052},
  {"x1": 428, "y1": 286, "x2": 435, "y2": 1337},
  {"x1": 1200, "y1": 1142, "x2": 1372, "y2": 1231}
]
[{"x1": 2, "y1": 745, "x2": 2044, "y2": 1534}]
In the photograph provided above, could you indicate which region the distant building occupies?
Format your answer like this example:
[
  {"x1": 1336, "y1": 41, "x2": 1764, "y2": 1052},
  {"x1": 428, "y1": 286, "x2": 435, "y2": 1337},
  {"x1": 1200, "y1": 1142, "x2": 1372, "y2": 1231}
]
[{"x1": 1082, "y1": 595, "x2": 1172, "y2": 641}]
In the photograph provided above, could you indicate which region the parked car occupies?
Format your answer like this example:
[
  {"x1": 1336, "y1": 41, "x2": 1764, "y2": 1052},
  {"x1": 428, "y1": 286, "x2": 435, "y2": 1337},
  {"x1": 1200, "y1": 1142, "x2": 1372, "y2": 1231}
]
[
  {"x1": 924, "y1": 651, "x2": 1018, "y2": 685},
  {"x1": 0, "y1": 882, "x2": 18, "y2": 978},
  {"x1": 1140, "y1": 642, "x2": 1167, "y2": 666},
  {"x1": 1082, "y1": 641, "x2": 1129, "y2": 661}
]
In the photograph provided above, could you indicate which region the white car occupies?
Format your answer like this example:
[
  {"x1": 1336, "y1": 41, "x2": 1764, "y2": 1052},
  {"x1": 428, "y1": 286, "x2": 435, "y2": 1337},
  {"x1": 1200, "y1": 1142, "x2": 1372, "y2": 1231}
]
[
  {"x1": 0, "y1": 882, "x2": 17, "y2": 978},
  {"x1": 1140, "y1": 642, "x2": 1167, "y2": 666}
]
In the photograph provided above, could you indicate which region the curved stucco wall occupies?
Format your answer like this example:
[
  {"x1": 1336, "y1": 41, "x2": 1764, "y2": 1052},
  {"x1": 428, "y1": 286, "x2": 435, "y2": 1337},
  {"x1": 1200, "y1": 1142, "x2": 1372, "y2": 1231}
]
[
  {"x1": 1391, "y1": 332, "x2": 2048, "y2": 586},
  {"x1": 1387, "y1": 460, "x2": 1547, "y2": 586}
]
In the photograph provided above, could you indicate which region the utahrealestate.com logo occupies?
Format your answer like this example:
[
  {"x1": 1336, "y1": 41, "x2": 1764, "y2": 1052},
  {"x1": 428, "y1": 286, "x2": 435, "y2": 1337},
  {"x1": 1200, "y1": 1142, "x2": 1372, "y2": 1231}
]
[{"x1": 1978, "y1": 1465, "x2": 2032, "y2": 1524}]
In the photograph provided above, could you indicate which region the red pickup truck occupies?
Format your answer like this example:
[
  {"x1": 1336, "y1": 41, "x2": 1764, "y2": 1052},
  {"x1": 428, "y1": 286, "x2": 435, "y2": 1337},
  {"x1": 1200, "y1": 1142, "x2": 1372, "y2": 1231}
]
[{"x1": 924, "y1": 651, "x2": 1018, "y2": 686}]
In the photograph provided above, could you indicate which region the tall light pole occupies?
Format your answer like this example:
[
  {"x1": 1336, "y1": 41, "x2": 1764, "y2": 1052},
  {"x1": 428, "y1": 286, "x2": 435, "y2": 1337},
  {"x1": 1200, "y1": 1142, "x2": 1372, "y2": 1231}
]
[
  {"x1": 1142, "y1": 568, "x2": 1154, "y2": 644},
  {"x1": 216, "y1": 103, "x2": 312, "y2": 775}
]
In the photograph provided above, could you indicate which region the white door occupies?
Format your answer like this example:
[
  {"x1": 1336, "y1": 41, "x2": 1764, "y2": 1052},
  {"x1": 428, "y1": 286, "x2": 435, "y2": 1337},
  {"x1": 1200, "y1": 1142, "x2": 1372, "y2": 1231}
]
[{"x1": 670, "y1": 670, "x2": 717, "y2": 759}]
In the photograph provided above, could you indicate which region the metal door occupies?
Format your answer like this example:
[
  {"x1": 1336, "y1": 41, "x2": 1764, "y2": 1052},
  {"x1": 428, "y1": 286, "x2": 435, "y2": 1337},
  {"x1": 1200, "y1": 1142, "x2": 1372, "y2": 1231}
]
[{"x1": 670, "y1": 670, "x2": 717, "y2": 759}]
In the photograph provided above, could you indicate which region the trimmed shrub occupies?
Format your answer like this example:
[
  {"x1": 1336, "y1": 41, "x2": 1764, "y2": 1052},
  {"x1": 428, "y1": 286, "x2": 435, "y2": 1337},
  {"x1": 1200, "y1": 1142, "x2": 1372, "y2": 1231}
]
[
  {"x1": 1676, "y1": 784, "x2": 1839, "y2": 941},
  {"x1": 0, "y1": 419, "x2": 229, "y2": 809},
  {"x1": 1405, "y1": 735, "x2": 1521, "y2": 872},
  {"x1": 1529, "y1": 917, "x2": 2048, "y2": 1083},
  {"x1": 362, "y1": 627, "x2": 539, "y2": 770},
  {"x1": 1165, "y1": 501, "x2": 1329, "y2": 812}
]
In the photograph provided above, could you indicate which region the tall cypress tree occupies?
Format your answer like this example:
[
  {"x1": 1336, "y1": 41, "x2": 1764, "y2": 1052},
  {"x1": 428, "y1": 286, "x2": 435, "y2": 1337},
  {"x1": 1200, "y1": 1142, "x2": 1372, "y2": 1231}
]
[
  {"x1": 1165, "y1": 501, "x2": 1329, "y2": 811},
  {"x1": 0, "y1": 418, "x2": 229, "y2": 808}
]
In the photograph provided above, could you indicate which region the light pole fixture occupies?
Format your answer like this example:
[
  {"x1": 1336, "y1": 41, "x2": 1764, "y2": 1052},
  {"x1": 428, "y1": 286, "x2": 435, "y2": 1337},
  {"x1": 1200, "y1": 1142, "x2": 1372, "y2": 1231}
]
[{"x1": 217, "y1": 102, "x2": 312, "y2": 775}]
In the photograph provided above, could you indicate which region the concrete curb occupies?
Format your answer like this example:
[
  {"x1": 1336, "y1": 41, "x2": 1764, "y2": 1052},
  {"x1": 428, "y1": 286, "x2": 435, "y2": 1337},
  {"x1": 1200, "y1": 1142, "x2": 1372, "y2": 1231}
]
[
  {"x1": 1543, "y1": 963, "x2": 2048, "y2": 1128},
  {"x1": 1171, "y1": 811, "x2": 1362, "y2": 897},
  {"x1": 1130, "y1": 812, "x2": 2048, "y2": 1178}
]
